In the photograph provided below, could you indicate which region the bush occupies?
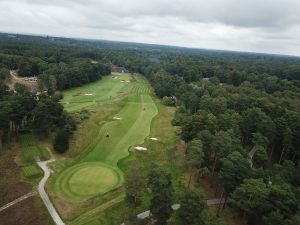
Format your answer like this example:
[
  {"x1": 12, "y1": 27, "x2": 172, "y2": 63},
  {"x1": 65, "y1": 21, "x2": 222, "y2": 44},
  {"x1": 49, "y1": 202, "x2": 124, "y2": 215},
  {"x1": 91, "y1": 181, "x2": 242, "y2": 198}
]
[
  {"x1": 53, "y1": 129, "x2": 70, "y2": 153},
  {"x1": 162, "y1": 96, "x2": 176, "y2": 106},
  {"x1": 52, "y1": 91, "x2": 63, "y2": 101}
]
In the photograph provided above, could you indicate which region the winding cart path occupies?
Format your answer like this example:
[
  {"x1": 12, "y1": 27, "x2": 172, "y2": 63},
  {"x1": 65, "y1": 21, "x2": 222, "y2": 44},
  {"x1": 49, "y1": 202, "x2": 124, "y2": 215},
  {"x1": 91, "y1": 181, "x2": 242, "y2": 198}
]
[{"x1": 36, "y1": 158, "x2": 65, "y2": 225}]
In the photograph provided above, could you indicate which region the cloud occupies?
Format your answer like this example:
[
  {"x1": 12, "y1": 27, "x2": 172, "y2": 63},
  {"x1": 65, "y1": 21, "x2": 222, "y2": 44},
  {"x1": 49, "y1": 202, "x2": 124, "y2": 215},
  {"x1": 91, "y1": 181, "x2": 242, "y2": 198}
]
[{"x1": 0, "y1": 0, "x2": 299, "y2": 56}]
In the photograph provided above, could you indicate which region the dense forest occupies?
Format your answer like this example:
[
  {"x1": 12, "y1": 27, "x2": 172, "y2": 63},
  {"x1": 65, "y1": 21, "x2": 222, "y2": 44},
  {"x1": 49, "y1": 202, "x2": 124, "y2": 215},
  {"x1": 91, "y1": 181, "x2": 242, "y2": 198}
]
[{"x1": 0, "y1": 33, "x2": 300, "y2": 225}]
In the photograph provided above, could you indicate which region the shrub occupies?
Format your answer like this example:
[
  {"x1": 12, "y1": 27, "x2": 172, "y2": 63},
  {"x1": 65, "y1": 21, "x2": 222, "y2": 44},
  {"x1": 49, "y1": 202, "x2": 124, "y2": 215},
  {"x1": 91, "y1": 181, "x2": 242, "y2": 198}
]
[{"x1": 53, "y1": 129, "x2": 70, "y2": 153}]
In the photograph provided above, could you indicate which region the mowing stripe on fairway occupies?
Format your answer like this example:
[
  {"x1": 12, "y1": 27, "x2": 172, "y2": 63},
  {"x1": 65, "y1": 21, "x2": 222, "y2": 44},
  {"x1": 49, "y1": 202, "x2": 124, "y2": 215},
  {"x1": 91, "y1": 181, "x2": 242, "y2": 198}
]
[{"x1": 61, "y1": 73, "x2": 132, "y2": 112}]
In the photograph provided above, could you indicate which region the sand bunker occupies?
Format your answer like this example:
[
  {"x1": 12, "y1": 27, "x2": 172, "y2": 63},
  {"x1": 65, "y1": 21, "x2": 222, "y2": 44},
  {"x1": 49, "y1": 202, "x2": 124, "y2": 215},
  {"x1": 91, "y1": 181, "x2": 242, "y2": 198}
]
[
  {"x1": 134, "y1": 146, "x2": 147, "y2": 151},
  {"x1": 73, "y1": 93, "x2": 93, "y2": 96},
  {"x1": 113, "y1": 117, "x2": 122, "y2": 120},
  {"x1": 149, "y1": 137, "x2": 159, "y2": 141}
]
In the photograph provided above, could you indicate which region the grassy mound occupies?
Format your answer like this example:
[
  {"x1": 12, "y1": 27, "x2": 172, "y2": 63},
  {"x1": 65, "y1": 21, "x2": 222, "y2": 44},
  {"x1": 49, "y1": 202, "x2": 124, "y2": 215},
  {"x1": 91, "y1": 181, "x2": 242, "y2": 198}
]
[{"x1": 55, "y1": 162, "x2": 123, "y2": 202}]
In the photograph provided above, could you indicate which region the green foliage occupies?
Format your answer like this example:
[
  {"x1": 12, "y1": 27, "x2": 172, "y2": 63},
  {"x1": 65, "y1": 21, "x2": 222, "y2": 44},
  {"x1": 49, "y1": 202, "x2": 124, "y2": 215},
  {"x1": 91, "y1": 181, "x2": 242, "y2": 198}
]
[
  {"x1": 72, "y1": 109, "x2": 91, "y2": 123},
  {"x1": 20, "y1": 135, "x2": 50, "y2": 162},
  {"x1": 52, "y1": 91, "x2": 63, "y2": 101},
  {"x1": 162, "y1": 96, "x2": 176, "y2": 106},
  {"x1": 148, "y1": 165, "x2": 173, "y2": 225},
  {"x1": 21, "y1": 164, "x2": 43, "y2": 178},
  {"x1": 53, "y1": 129, "x2": 70, "y2": 153},
  {"x1": 218, "y1": 151, "x2": 252, "y2": 193},
  {"x1": 176, "y1": 188, "x2": 206, "y2": 225},
  {"x1": 186, "y1": 139, "x2": 204, "y2": 169},
  {"x1": 124, "y1": 165, "x2": 146, "y2": 209},
  {"x1": 229, "y1": 178, "x2": 271, "y2": 224},
  {"x1": 253, "y1": 146, "x2": 268, "y2": 167},
  {"x1": 195, "y1": 209, "x2": 228, "y2": 225},
  {"x1": 33, "y1": 96, "x2": 64, "y2": 136},
  {"x1": 0, "y1": 67, "x2": 9, "y2": 80},
  {"x1": 0, "y1": 33, "x2": 300, "y2": 225}
]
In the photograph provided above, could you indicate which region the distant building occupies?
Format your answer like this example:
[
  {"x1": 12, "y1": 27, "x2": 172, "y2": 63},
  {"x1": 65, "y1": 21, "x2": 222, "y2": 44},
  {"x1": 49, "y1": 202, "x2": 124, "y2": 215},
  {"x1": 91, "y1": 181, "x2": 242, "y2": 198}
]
[{"x1": 111, "y1": 65, "x2": 128, "y2": 73}]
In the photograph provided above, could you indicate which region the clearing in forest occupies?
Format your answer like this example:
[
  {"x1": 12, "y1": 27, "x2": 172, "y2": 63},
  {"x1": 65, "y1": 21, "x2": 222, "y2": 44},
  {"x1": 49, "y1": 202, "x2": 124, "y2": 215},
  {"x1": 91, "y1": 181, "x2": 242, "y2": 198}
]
[{"x1": 54, "y1": 73, "x2": 158, "y2": 202}]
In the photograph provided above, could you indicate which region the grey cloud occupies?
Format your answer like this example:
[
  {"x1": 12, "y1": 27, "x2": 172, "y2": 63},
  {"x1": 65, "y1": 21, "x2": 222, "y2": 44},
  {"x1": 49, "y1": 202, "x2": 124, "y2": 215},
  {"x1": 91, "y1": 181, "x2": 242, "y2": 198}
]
[{"x1": 0, "y1": 0, "x2": 299, "y2": 55}]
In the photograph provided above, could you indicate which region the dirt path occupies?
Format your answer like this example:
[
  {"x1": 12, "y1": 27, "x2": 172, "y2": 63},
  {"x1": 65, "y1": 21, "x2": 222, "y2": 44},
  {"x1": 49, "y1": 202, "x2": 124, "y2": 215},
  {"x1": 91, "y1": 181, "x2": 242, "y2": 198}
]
[
  {"x1": 36, "y1": 158, "x2": 65, "y2": 225},
  {"x1": 0, "y1": 192, "x2": 36, "y2": 212},
  {"x1": 7, "y1": 70, "x2": 38, "y2": 93},
  {"x1": 248, "y1": 144, "x2": 259, "y2": 167}
]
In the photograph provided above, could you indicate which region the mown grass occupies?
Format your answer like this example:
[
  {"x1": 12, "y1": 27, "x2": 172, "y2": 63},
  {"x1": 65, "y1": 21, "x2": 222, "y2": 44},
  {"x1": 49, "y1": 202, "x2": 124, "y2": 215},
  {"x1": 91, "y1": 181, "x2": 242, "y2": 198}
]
[
  {"x1": 48, "y1": 75, "x2": 158, "y2": 208},
  {"x1": 48, "y1": 74, "x2": 183, "y2": 224},
  {"x1": 54, "y1": 93, "x2": 158, "y2": 202},
  {"x1": 21, "y1": 164, "x2": 43, "y2": 178},
  {"x1": 19, "y1": 134, "x2": 50, "y2": 163},
  {"x1": 16, "y1": 134, "x2": 50, "y2": 182},
  {"x1": 61, "y1": 73, "x2": 133, "y2": 112},
  {"x1": 70, "y1": 100, "x2": 182, "y2": 225}
]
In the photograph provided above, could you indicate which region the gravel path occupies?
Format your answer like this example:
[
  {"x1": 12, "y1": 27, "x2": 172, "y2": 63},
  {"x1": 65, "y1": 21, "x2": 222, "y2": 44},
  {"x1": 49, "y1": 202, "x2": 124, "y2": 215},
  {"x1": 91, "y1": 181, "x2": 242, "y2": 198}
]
[
  {"x1": 0, "y1": 192, "x2": 36, "y2": 212},
  {"x1": 36, "y1": 158, "x2": 65, "y2": 225}
]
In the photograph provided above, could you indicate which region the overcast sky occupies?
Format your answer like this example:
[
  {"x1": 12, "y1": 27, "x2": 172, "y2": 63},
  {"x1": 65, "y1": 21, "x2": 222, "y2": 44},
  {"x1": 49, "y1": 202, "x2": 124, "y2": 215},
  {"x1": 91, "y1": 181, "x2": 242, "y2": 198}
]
[{"x1": 0, "y1": 0, "x2": 300, "y2": 56}]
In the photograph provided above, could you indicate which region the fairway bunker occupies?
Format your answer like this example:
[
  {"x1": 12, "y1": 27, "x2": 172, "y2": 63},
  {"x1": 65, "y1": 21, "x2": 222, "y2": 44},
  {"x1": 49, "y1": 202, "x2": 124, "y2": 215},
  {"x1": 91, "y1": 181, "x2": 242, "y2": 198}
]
[
  {"x1": 72, "y1": 93, "x2": 94, "y2": 96},
  {"x1": 55, "y1": 162, "x2": 122, "y2": 202},
  {"x1": 149, "y1": 137, "x2": 159, "y2": 141},
  {"x1": 134, "y1": 146, "x2": 148, "y2": 152},
  {"x1": 112, "y1": 116, "x2": 122, "y2": 120}
]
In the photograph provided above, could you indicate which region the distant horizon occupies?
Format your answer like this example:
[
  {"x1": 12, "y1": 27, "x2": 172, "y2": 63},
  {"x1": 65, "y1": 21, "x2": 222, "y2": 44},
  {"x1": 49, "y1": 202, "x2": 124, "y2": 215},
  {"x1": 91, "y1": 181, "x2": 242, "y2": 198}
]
[
  {"x1": 1, "y1": 30, "x2": 300, "y2": 59},
  {"x1": 1, "y1": 0, "x2": 300, "y2": 57}
]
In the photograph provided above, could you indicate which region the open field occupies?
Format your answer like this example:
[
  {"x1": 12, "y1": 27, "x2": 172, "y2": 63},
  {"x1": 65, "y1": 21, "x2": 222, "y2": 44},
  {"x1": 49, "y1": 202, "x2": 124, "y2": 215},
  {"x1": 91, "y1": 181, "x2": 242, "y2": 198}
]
[
  {"x1": 61, "y1": 73, "x2": 134, "y2": 112},
  {"x1": 52, "y1": 73, "x2": 158, "y2": 203}
]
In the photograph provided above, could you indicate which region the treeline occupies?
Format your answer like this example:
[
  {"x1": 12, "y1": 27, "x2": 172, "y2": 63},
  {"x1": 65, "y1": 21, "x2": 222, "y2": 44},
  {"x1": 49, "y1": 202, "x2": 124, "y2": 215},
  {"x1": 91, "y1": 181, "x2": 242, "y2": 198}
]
[
  {"x1": 0, "y1": 34, "x2": 111, "y2": 93},
  {"x1": 1, "y1": 33, "x2": 300, "y2": 224},
  {"x1": 0, "y1": 80, "x2": 76, "y2": 153},
  {"x1": 147, "y1": 70, "x2": 300, "y2": 225},
  {"x1": 87, "y1": 36, "x2": 300, "y2": 225},
  {"x1": 125, "y1": 164, "x2": 226, "y2": 225}
]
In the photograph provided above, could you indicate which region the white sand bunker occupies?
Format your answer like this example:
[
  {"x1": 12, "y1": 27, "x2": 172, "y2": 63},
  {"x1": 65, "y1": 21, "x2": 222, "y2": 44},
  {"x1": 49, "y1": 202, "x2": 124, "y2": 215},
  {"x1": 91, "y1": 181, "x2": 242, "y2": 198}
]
[
  {"x1": 134, "y1": 146, "x2": 148, "y2": 151},
  {"x1": 113, "y1": 76, "x2": 118, "y2": 79},
  {"x1": 113, "y1": 117, "x2": 122, "y2": 120},
  {"x1": 84, "y1": 93, "x2": 93, "y2": 96},
  {"x1": 149, "y1": 137, "x2": 159, "y2": 141}
]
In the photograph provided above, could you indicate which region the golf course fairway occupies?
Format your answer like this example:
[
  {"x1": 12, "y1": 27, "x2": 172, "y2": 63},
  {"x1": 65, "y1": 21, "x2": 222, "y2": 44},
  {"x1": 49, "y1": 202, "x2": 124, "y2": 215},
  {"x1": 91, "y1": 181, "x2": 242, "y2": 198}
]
[
  {"x1": 54, "y1": 73, "x2": 158, "y2": 202},
  {"x1": 61, "y1": 72, "x2": 133, "y2": 112}
]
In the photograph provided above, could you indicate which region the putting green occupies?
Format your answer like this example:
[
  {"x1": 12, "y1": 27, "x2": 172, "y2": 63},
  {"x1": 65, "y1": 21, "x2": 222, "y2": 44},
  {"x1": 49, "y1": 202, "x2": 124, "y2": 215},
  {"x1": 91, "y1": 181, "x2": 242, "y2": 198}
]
[
  {"x1": 54, "y1": 74, "x2": 157, "y2": 202},
  {"x1": 55, "y1": 162, "x2": 122, "y2": 201}
]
